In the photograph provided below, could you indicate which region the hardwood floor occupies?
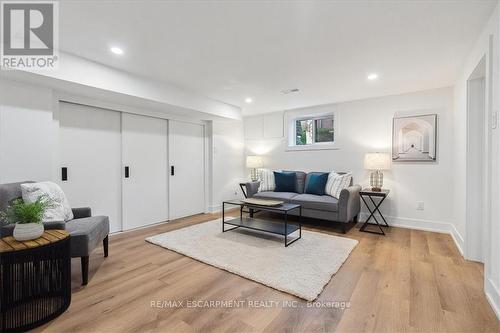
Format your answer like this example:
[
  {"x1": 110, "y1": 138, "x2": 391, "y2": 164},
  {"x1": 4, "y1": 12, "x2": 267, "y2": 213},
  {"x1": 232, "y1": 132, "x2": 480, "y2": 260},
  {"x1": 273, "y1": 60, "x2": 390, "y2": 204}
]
[{"x1": 33, "y1": 212, "x2": 499, "y2": 333}]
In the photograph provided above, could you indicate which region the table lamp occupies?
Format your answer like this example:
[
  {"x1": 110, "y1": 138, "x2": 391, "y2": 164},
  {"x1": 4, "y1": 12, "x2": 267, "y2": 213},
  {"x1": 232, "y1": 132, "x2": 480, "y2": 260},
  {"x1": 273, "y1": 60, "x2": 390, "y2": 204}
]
[
  {"x1": 246, "y1": 155, "x2": 263, "y2": 181},
  {"x1": 364, "y1": 152, "x2": 391, "y2": 191}
]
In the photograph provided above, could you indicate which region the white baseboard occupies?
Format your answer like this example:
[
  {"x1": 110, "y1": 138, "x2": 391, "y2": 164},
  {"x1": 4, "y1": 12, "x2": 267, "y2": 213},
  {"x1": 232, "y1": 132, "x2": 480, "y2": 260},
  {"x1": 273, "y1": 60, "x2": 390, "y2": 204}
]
[
  {"x1": 109, "y1": 219, "x2": 171, "y2": 236},
  {"x1": 208, "y1": 205, "x2": 240, "y2": 214},
  {"x1": 359, "y1": 212, "x2": 465, "y2": 255},
  {"x1": 208, "y1": 205, "x2": 222, "y2": 213},
  {"x1": 449, "y1": 224, "x2": 465, "y2": 256},
  {"x1": 485, "y1": 277, "x2": 500, "y2": 320}
]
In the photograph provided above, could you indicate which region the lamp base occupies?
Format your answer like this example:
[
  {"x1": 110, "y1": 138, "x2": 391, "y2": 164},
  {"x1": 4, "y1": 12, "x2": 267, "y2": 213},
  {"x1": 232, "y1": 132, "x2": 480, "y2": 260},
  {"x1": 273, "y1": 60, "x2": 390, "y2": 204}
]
[
  {"x1": 370, "y1": 170, "x2": 384, "y2": 192},
  {"x1": 250, "y1": 168, "x2": 259, "y2": 182}
]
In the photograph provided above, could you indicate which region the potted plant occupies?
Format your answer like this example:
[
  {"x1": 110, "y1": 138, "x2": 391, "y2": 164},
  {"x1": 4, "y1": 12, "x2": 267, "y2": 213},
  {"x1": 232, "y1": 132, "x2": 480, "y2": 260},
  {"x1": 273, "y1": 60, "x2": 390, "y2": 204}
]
[{"x1": 0, "y1": 196, "x2": 53, "y2": 241}]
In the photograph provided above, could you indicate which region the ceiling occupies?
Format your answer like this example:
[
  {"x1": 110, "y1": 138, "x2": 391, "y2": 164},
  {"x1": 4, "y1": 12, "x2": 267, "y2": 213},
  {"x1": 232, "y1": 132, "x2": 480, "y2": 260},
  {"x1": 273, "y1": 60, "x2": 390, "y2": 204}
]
[{"x1": 59, "y1": 1, "x2": 496, "y2": 115}]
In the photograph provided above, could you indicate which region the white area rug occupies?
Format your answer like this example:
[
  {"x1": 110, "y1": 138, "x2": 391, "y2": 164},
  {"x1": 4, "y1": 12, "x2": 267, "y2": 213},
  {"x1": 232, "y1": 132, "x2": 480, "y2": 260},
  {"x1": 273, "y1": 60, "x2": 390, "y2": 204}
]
[{"x1": 146, "y1": 219, "x2": 358, "y2": 301}]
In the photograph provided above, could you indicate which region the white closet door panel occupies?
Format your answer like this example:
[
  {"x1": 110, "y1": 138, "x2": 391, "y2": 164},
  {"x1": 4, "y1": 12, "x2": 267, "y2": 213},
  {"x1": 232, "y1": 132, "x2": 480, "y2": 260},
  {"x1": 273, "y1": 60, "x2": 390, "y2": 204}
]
[
  {"x1": 58, "y1": 102, "x2": 122, "y2": 232},
  {"x1": 122, "y1": 113, "x2": 168, "y2": 230},
  {"x1": 169, "y1": 121, "x2": 205, "y2": 219}
]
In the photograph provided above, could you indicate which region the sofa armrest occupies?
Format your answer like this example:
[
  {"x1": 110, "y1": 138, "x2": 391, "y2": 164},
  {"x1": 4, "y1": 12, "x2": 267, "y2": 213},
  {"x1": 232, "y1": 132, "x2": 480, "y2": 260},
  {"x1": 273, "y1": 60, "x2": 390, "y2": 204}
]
[
  {"x1": 72, "y1": 207, "x2": 92, "y2": 219},
  {"x1": 245, "y1": 181, "x2": 260, "y2": 198},
  {"x1": 338, "y1": 185, "x2": 362, "y2": 223}
]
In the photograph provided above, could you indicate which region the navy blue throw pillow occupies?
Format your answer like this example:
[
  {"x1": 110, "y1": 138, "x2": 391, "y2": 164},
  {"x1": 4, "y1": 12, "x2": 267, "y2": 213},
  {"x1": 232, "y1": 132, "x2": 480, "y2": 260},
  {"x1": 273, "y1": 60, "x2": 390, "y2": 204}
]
[
  {"x1": 305, "y1": 173, "x2": 329, "y2": 195},
  {"x1": 274, "y1": 171, "x2": 296, "y2": 192}
]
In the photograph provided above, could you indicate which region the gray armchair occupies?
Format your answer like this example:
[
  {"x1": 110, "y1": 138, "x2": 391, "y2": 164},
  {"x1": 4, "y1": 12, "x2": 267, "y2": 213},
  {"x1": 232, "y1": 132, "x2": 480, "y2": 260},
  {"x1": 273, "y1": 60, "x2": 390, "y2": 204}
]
[{"x1": 0, "y1": 181, "x2": 109, "y2": 285}]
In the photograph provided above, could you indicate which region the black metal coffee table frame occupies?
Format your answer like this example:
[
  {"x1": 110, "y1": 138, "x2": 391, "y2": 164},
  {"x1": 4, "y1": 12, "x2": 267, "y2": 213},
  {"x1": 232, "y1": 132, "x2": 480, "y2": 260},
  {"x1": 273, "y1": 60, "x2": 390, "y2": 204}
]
[{"x1": 222, "y1": 200, "x2": 302, "y2": 247}]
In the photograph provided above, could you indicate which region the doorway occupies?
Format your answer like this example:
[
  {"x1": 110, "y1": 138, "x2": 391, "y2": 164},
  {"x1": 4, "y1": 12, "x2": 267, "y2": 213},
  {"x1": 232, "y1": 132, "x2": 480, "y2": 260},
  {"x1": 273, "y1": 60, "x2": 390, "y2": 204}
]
[{"x1": 466, "y1": 56, "x2": 488, "y2": 262}]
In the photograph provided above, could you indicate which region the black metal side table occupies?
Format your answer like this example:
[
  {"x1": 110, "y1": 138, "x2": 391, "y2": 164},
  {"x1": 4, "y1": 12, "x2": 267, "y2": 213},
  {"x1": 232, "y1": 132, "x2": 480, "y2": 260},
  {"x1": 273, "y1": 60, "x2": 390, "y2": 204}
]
[
  {"x1": 0, "y1": 230, "x2": 71, "y2": 332},
  {"x1": 359, "y1": 189, "x2": 390, "y2": 235}
]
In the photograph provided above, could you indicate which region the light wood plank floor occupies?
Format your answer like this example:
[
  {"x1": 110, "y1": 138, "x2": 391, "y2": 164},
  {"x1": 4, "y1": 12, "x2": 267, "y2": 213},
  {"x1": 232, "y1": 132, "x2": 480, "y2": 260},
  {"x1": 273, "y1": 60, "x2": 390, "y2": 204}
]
[{"x1": 33, "y1": 211, "x2": 499, "y2": 333}]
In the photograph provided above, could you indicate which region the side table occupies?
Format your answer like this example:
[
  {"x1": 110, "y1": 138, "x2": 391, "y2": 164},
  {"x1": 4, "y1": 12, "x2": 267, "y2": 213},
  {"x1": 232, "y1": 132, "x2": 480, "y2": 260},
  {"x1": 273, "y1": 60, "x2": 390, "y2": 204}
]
[
  {"x1": 0, "y1": 230, "x2": 71, "y2": 332},
  {"x1": 359, "y1": 189, "x2": 390, "y2": 235}
]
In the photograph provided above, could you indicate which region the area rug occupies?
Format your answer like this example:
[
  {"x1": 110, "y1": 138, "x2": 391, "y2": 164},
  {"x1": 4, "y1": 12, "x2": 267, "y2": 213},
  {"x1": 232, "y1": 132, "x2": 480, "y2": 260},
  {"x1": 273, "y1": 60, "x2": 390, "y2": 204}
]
[{"x1": 145, "y1": 219, "x2": 358, "y2": 301}]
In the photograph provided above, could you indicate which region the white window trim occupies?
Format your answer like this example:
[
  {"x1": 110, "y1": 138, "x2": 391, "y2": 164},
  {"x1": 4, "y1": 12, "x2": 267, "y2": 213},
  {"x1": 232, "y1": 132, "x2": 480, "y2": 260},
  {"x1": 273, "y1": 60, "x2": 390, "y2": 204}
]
[{"x1": 286, "y1": 111, "x2": 339, "y2": 151}]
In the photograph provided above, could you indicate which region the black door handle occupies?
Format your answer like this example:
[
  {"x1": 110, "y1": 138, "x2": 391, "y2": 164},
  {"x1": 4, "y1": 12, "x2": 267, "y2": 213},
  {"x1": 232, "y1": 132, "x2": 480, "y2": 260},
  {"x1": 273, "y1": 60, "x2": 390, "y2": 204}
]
[
  {"x1": 171, "y1": 166, "x2": 175, "y2": 176},
  {"x1": 61, "y1": 167, "x2": 68, "y2": 181},
  {"x1": 125, "y1": 166, "x2": 130, "y2": 178}
]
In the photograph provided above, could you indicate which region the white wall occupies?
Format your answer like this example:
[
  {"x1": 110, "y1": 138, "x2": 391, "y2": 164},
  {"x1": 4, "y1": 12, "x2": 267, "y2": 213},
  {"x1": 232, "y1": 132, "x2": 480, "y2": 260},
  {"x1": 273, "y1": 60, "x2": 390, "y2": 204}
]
[
  {"x1": 0, "y1": 79, "x2": 56, "y2": 183},
  {"x1": 0, "y1": 76, "x2": 245, "y2": 217},
  {"x1": 453, "y1": 2, "x2": 500, "y2": 318},
  {"x1": 210, "y1": 119, "x2": 246, "y2": 211},
  {"x1": 244, "y1": 87, "x2": 457, "y2": 235}
]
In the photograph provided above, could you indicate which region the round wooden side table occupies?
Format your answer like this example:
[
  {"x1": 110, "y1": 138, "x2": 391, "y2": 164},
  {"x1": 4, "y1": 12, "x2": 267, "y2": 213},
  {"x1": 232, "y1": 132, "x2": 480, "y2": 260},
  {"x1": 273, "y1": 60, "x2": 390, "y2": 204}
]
[{"x1": 0, "y1": 229, "x2": 71, "y2": 333}]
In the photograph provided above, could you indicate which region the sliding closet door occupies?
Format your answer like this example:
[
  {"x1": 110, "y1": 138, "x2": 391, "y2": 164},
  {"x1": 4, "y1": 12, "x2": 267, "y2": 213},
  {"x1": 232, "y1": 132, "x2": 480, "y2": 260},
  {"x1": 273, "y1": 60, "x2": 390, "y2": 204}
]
[
  {"x1": 169, "y1": 120, "x2": 205, "y2": 219},
  {"x1": 122, "y1": 113, "x2": 168, "y2": 230},
  {"x1": 58, "y1": 102, "x2": 122, "y2": 232}
]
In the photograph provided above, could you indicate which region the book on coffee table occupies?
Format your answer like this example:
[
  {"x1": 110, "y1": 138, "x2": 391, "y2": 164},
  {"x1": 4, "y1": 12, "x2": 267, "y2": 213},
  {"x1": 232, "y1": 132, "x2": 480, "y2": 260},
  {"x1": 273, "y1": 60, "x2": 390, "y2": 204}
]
[{"x1": 241, "y1": 198, "x2": 284, "y2": 206}]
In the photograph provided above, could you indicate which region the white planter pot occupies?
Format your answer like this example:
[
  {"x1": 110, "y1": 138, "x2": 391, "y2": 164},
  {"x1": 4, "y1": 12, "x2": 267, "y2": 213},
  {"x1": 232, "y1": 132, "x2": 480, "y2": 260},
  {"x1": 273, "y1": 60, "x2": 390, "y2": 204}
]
[{"x1": 13, "y1": 223, "x2": 44, "y2": 241}]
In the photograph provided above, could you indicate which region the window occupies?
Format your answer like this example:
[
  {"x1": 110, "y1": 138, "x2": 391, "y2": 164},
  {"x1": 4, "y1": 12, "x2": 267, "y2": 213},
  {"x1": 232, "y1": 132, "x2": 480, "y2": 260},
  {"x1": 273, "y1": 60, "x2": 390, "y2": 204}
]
[{"x1": 294, "y1": 115, "x2": 334, "y2": 146}]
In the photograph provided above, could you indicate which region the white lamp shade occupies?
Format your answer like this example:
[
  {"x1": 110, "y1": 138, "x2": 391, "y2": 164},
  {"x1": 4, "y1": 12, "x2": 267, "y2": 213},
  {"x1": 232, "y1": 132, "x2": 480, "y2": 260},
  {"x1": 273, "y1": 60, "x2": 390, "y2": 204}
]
[
  {"x1": 364, "y1": 153, "x2": 391, "y2": 170},
  {"x1": 246, "y1": 155, "x2": 263, "y2": 168}
]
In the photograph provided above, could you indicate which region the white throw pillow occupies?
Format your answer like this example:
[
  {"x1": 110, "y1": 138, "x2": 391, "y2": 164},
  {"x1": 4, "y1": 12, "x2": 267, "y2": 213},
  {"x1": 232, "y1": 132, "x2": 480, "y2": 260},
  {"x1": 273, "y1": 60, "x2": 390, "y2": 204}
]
[
  {"x1": 21, "y1": 181, "x2": 74, "y2": 222},
  {"x1": 258, "y1": 168, "x2": 276, "y2": 192},
  {"x1": 325, "y1": 172, "x2": 352, "y2": 199}
]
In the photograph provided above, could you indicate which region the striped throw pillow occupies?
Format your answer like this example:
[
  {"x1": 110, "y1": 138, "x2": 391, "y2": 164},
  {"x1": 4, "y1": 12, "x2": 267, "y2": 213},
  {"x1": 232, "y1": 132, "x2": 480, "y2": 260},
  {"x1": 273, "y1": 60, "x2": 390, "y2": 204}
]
[
  {"x1": 325, "y1": 172, "x2": 352, "y2": 199},
  {"x1": 258, "y1": 169, "x2": 276, "y2": 191}
]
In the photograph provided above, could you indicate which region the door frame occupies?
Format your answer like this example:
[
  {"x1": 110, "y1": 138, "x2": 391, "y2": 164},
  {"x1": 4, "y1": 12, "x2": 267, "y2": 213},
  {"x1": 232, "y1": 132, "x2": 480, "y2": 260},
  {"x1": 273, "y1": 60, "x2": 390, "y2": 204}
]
[{"x1": 465, "y1": 54, "x2": 491, "y2": 263}]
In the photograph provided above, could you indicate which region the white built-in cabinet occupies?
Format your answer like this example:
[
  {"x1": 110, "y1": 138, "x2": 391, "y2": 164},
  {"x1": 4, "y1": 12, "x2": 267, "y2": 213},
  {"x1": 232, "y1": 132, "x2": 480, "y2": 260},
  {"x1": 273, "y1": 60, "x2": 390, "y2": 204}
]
[
  {"x1": 168, "y1": 120, "x2": 205, "y2": 219},
  {"x1": 58, "y1": 102, "x2": 123, "y2": 232},
  {"x1": 58, "y1": 102, "x2": 205, "y2": 233},
  {"x1": 121, "y1": 113, "x2": 169, "y2": 230}
]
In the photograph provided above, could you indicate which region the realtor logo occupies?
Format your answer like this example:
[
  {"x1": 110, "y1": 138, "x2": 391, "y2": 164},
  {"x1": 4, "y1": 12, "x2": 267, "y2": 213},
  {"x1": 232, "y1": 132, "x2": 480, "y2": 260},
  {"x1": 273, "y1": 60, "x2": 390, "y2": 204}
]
[{"x1": 1, "y1": 1, "x2": 59, "y2": 70}]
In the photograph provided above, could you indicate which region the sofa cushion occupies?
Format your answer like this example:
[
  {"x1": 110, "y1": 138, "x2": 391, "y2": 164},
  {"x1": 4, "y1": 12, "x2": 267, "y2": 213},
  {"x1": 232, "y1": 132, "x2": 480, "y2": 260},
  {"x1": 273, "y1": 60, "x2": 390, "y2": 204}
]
[
  {"x1": 65, "y1": 215, "x2": 110, "y2": 258},
  {"x1": 274, "y1": 171, "x2": 296, "y2": 192},
  {"x1": 258, "y1": 168, "x2": 276, "y2": 191},
  {"x1": 290, "y1": 194, "x2": 339, "y2": 212},
  {"x1": 254, "y1": 191, "x2": 298, "y2": 201},
  {"x1": 325, "y1": 172, "x2": 352, "y2": 199},
  {"x1": 283, "y1": 170, "x2": 306, "y2": 193},
  {"x1": 304, "y1": 172, "x2": 329, "y2": 195}
]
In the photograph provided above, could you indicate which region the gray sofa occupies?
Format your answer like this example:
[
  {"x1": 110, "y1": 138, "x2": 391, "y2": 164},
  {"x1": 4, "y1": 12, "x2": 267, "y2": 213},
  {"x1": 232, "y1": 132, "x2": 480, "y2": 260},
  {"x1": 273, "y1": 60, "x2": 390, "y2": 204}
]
[
  {"x1": 0, "y1": 181, "x2": 109, "y2": 285},
  {"x1": 245, "y1": 171, "x2": 361, "y2": 233}
]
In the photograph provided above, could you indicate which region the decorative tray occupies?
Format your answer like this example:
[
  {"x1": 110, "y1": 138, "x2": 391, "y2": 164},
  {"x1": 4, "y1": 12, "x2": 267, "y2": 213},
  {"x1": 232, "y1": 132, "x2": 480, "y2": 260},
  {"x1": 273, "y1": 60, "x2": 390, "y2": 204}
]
[{"x1": 241, "y1": 198, "x2": 284, "y2": 206}]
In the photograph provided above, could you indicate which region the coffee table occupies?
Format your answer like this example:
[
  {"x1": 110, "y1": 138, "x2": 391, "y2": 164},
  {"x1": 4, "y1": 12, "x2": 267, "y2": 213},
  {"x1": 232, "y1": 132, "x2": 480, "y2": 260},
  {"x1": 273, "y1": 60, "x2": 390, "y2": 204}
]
[{"x1": 222, "y1": 200, "x2": 302, "y2": 247}]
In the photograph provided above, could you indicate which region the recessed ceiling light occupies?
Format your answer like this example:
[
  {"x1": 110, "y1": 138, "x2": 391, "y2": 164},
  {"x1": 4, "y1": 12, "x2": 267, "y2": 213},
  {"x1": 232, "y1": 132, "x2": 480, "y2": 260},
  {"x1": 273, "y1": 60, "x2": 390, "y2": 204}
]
[
  {"x1": 245, "y1": 97, "x2": 253, "y2": 104},
  {"x1": 367, "y1": 73, "x2": 379, "y2": 81},
  {"x1": 110, "y1": 46, "x2": 124, "y2": 55}
]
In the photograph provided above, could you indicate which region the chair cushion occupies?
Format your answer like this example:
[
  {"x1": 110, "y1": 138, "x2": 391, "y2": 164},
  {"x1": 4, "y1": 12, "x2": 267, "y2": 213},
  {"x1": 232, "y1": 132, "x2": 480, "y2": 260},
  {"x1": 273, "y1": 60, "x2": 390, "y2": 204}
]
[
  {"x1": 65, "y1": 216, "x2": 110, "y2": 258},
  {"x1": 304, "y1": 172, "x2": 329, "y2": 195},
  {"x1": 253, "y1": 191, "x2": 298, "y2": 201},
  {"x1": 290, "y1": 194, "x2": 339, "y2": 212},
  {"x1": 274, "y1": 171, "x2": 296, "y2": 192}
]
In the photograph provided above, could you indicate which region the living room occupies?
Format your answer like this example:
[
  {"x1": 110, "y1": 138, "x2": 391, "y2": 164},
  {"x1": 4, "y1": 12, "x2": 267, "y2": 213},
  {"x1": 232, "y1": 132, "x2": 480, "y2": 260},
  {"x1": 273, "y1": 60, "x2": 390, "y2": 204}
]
[{"x1": 0, "y1": 1, "x2": 499, "y2": 332}]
